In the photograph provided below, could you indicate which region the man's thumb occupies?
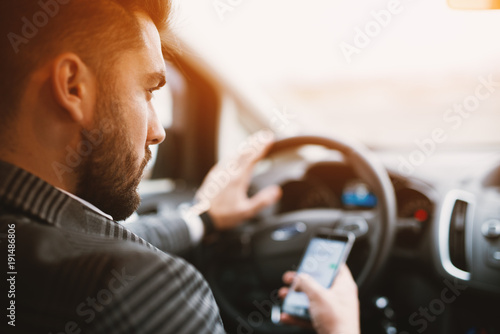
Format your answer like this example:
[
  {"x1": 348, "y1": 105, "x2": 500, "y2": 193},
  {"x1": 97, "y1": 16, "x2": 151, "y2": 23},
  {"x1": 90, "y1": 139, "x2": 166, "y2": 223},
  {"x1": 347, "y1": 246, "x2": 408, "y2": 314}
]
[
  {"x1": 247, "y1": 185, "x2": 282, "y2": 216},
  {"x1": 294, "y1": 274, "x2": 323, "y2": 300}
]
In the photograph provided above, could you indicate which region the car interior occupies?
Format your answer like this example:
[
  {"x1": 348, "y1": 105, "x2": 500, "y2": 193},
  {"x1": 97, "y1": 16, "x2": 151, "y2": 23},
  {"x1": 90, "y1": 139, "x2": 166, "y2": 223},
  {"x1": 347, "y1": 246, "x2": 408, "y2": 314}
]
[{"x1": 130, "y1": 0, "x2": 500, "y2": 333}]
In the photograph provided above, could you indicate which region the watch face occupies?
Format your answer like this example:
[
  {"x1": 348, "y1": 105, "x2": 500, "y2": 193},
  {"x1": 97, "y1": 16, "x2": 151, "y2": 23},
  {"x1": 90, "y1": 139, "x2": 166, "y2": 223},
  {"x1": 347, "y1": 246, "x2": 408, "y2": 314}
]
[{"x1": 200, "y1": 212, "x2": 216, "y2": 235}]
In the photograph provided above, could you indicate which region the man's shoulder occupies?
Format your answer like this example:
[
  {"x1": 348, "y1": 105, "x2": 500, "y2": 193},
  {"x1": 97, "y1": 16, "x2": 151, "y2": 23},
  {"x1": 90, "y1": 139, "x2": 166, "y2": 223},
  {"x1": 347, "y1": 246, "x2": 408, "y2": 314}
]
[
  {"x1": 1, "y1": 211, "x2": 225, "y2": 333},
  {"x1": 0, "y1": 209, "x2": 188, "y2": 270},
  {"x1": 0, "y1": 211, "x2": 37, "y2": 226},
  {"x1": 0, "y1": 210, "x2": 198, "y2": 292},
  {"x1": 91, "y1": 243, "x2": 224, "y2": 334}
]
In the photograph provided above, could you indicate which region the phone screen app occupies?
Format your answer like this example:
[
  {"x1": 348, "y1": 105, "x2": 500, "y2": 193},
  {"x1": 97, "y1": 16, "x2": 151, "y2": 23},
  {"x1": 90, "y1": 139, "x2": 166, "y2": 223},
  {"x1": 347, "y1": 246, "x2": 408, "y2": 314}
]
[{"x1": 285, "y1": 238, "x2": 346, "y2": 309}]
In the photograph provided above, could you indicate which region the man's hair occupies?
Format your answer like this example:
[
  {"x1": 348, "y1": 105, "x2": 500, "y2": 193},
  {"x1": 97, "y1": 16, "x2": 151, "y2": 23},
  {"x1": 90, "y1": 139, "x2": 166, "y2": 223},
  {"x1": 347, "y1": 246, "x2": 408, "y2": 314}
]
[{"x1": 0, "y1": 0, "x2": 172, "y2": 128}]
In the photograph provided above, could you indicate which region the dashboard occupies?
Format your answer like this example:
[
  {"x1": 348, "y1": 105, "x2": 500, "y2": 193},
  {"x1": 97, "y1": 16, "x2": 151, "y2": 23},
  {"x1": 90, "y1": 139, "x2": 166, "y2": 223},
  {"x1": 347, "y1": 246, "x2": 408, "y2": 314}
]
[
  {"x1": 279, "y1": 176, "x2": 378, "y2": 212},
  {"x1": 275, "y1": 162, "x2": 434, "y2": 248},
  {"x1": 251, "y1": 148, "x2": 500, "y2": 294}
]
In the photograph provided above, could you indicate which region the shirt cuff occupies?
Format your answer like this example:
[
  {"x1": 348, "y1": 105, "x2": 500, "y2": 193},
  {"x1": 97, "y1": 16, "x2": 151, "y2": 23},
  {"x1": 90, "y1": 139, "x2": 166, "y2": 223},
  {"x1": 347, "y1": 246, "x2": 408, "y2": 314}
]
[{"x1": 178, "y1": 203, "x2": 205, "y2": 245}]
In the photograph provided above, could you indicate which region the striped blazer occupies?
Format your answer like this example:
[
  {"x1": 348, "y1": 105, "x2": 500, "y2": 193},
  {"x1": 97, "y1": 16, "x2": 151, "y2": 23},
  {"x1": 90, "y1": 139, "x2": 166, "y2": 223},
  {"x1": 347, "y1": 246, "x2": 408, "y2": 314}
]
[{"x1": 0, "y1": 160, "x2": 225, "y2": 334}]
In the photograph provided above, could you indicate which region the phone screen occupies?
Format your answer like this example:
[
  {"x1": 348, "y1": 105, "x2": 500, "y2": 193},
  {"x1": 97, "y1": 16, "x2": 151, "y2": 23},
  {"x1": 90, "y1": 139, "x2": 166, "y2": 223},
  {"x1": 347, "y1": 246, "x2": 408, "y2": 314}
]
[{"x1": 282, "y1": 233, "x2": 353, "y2": 319}]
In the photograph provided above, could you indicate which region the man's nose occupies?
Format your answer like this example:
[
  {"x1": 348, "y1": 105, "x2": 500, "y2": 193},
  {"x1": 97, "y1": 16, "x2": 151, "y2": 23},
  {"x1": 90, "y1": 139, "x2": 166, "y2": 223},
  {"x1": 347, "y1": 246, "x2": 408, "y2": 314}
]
[{"x1": 146, "y1": 107, "x2": 166, "y2": 146}]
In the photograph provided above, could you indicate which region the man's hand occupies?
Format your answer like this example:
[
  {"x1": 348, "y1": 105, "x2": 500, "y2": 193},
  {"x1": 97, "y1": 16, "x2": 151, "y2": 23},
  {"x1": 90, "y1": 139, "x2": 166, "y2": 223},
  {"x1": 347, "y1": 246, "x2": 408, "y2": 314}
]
[
  {"x1": 279, "y1": 265, "x2": 360, "y2": 334},
  {"x1": 194, "y1": 130, "x2": 282, "y2": 231}
]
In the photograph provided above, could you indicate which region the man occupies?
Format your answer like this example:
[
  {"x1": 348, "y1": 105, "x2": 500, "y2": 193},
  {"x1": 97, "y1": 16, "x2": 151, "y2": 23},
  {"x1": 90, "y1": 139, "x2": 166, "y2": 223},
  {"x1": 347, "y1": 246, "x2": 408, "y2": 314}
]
[{"x1": 0, "y1": 0, "x2": 360, "y2": 333}]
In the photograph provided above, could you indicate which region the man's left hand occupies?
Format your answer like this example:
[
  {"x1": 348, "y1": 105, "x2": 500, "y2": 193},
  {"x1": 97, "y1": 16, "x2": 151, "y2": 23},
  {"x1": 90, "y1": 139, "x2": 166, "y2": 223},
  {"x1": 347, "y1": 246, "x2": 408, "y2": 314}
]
[{"x1": 194, "y1": 130, "x2": 282, "y2": 230}]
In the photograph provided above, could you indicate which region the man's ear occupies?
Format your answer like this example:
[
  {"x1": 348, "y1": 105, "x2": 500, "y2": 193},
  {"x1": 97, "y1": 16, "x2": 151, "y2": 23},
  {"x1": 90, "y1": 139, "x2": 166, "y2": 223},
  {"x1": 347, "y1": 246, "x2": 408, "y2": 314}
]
[{"x1": 51, "y1": 53, "x2": 96, "y2": 125}]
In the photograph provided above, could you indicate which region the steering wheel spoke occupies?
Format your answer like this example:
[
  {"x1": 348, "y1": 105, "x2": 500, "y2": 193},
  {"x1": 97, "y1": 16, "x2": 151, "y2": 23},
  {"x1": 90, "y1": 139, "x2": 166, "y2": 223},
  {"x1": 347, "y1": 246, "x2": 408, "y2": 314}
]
[{"x1": 336, "y1": 209, "x2": 377, "y2": 239}]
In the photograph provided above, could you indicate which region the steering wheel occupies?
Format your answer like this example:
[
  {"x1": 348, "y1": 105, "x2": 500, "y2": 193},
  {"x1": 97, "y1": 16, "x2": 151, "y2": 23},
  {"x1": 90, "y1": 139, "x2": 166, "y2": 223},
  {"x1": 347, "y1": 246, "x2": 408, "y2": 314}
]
[{"x1": 204, "y1": 135, "x2": 397, "y2": 333}]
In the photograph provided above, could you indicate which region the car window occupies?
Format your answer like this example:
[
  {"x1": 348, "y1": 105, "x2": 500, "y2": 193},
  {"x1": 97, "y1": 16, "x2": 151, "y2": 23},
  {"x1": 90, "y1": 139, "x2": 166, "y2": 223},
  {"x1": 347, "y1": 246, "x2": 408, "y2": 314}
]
[
  {"x1": 173, "y1": 0, "x2": 500, "y2": 149},
  {"x1": 218, "y1": 97, "x2": 252, "y2": 160}
]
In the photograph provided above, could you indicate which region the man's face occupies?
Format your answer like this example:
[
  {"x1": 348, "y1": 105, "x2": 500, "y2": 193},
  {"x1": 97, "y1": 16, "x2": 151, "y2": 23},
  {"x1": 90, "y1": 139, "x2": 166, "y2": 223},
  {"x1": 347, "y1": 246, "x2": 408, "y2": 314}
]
[{"x1": 76, "y1": 14, "x2": 166, "y2": 221}]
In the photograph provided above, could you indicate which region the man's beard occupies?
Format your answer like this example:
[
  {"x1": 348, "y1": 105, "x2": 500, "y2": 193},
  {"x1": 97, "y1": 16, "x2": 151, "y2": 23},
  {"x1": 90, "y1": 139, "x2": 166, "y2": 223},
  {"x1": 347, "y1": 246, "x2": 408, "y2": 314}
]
[{"x1": 75, "y1": 93, "x2": 152, "y2": 221}]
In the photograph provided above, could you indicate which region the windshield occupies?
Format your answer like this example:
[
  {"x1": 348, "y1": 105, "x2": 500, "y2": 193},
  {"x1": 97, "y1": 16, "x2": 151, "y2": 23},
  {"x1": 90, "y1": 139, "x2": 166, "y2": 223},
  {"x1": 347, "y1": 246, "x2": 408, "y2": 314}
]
[{"x1": 173, "y1": 0, "x2": 500, "y2": 149}]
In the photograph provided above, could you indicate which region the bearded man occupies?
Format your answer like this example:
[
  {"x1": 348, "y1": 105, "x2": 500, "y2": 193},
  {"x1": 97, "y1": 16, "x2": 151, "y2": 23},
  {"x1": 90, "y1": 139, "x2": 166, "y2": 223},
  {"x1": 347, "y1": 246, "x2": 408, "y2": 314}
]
[{"x1": 0, "y1": 1, "x2": 360, "y2": 333}]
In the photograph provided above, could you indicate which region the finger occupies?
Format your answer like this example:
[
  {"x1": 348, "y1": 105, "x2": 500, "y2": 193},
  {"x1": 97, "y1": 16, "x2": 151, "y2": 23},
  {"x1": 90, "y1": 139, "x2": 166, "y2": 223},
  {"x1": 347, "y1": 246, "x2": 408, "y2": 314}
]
[
  {"x1": 278, "y1": 287, "x2": 289, "y2": 299},
  {"x1": 246, "y1": 185, "x2": 282, "y2": 217},
  {"x1": 282, "y1": 271, "x2": 296, "y2": 285},
  {"x1": 330, "y1": 264, "x2": 358, "y2": 293},
  {"x1": 294, "y1": 273, "x2": 324, "y2": 299},
  {"x1": 280, "y1": 313, "x2": 313, "y2": 328},
  {"x1": 248, "y1": 129, "x2": 275, "y2": 162},
  {"x1": 341, "y1": 264, "x2": 355, "y2": 280},
  {"x1": 236, "y1": 130, "x2": 275, "y2": 171},
  {"x1": 331, "y1": 264, "x2": 353, "y2": 287}
]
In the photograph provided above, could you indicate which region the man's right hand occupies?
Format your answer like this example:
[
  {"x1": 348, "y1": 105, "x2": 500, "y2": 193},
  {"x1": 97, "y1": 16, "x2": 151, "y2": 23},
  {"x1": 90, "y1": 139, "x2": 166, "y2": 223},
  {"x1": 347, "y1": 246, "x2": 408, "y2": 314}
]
[{"x1": 278, "y1": 265, "x2": 360, "y2": 334}]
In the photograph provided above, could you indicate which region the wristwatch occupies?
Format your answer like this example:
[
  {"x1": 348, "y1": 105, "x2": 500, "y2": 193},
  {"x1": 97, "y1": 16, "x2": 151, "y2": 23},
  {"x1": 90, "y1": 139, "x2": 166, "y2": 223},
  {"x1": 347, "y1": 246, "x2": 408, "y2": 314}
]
[{"x1": 199, "y1": 211, "x2": 216, "y2": 236}]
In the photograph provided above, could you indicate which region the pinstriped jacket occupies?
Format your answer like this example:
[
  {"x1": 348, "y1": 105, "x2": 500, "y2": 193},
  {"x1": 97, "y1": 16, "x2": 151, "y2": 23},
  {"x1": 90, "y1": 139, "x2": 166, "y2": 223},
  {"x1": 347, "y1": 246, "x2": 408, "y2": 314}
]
[{"x1": 0, "y1": 160, "x2": 226, "y2": 334}]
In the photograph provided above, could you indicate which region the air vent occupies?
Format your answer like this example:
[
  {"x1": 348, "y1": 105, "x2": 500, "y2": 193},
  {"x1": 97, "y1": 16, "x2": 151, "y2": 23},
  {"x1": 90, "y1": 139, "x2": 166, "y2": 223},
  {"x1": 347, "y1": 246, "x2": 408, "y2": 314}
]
[
  {"x1": 449, "y1": 200, "x2": 468, "y2": 271},
  {"x1": 438, "y1": 190, "x2": 474, "y2": 280}
]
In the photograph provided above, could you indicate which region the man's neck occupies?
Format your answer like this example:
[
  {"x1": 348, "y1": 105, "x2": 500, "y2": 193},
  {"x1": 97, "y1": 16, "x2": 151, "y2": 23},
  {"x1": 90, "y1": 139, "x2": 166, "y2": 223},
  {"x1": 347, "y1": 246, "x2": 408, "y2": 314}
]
[
  {"x1": 1, "y1": 107, "x2": 83, "y2": 194},
  {"x1": 0, "y1": 150, "x2": 77, "y2": 195}
]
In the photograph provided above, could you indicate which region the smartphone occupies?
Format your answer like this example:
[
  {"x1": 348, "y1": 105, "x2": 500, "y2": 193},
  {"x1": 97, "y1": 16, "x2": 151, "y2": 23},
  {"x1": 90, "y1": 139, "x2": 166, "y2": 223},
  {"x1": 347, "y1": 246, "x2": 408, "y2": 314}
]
[{"x1": 281, "y1": 229, "x2": 355, "y2": 320}]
